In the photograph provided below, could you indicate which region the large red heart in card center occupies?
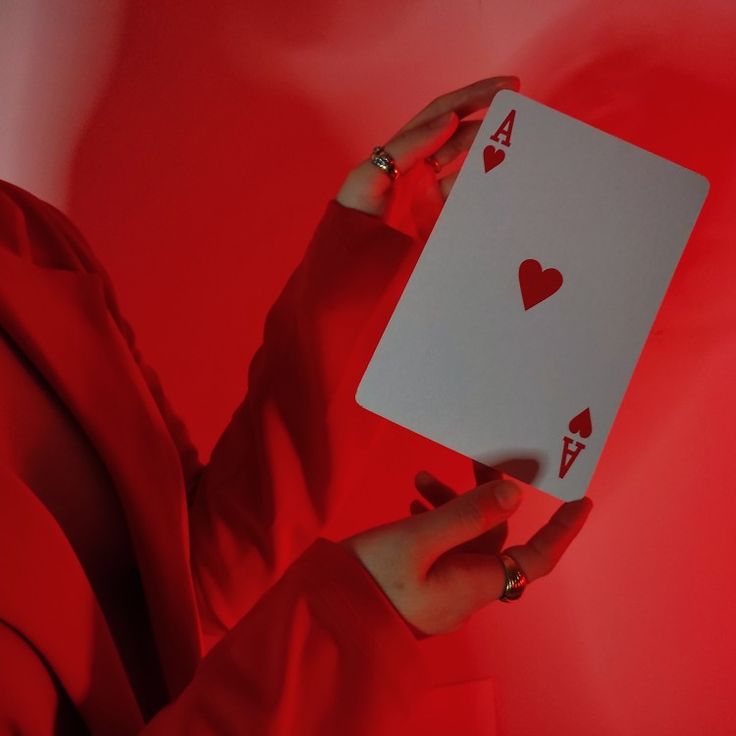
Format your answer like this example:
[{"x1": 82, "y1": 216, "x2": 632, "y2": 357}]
[{"x1": 518, "y1": 258, "x2": 563, "y2": 310}]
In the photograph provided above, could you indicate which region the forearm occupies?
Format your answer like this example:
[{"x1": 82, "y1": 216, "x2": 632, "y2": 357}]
[
  {"x1": 188, "y1": 199, "x2": 422, "y2": 638},
  {"x1": 147, "y1": 540, "x2": 428, "y2": 735}
]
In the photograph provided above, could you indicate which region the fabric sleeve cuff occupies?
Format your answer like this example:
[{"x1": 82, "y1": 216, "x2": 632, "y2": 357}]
[{"x1": 291, "y1": 538, "x2": 431, "y2": 705}]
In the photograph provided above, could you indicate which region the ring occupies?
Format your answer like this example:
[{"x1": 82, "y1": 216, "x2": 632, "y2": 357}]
[
  {"x1": 498, "y1": 552, "x2": 528, "y2": 602},
  {"x1": 370, "y1": 145, "x2": 400, "y2": 181}
]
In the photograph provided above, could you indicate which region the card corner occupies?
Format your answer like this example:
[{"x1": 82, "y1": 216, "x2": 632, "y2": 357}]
[
  {"x1": 696, "y1": 172, "x2": 711, "y2": 199},
  {"x1": 494, "y1": 87, "x2": 521, "y2": 105}
]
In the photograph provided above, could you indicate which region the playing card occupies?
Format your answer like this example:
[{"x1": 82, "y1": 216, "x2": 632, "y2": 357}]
[{"x1": 355, "y1": 90, "x2": 709, "y2": 501}]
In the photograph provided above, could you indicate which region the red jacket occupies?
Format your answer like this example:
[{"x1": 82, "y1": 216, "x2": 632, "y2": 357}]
[{"x1": 0, "y1": 179, "x2": 428, "y2": 734}]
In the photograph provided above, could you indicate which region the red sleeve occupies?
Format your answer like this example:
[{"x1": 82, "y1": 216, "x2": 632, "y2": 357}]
[
  {"x1": 145, "y1": 539, "x2": 428, "y2": 735},
  {"x1": 97, "y1": 197, "x2": 420, "y2": 641},
  {"x1": 0, "y1": 184, "x2": 429, "y2": 733},
  {"x1": 22, "y1": 188, "x2": 420, "y2": 640},
  {"x1": 0, "y1": 623, "x2": 63, "y2": 734},
  {"x1": 0, "y1": 541, "x2": 429, "y2": 735},
  {"x1": 180, "y1": 200, "x2": 421, "y2": 639},
  {"x1": 3, "y1": 178, "x2": 423, "y2": 637}
]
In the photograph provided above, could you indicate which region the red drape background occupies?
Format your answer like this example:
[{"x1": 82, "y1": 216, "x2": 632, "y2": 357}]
[{"x1": 1, "y1": 1, "x2": 734, "y2": 733}]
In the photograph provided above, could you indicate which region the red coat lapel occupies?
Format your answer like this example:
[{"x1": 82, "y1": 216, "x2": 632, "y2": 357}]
[
  {"x1": 0, "y1": 465, "x2": 144, "y2": 734},
  {"x1": 0, "y1": 246, "x2": 201, "y2": 697}
]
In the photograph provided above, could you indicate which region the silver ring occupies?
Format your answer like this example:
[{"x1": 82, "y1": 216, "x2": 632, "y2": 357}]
[
  {"x1": 498, "y1": 552, "x2": 528, "y2": 602},
  {"x1": 370, "y1": 145, "x2": 400, "y2": 181}
]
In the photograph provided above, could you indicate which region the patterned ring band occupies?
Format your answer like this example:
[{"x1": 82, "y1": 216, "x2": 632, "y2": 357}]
[
  {"x1": 498, "y1": 552, "x2": 528, "y2": 602},
  {"x1": 370, "y1": 146, "x2": 441, "y2": 180},
  {"x1": 370, "y1": 146, "x2": 400, "y2": 180}
]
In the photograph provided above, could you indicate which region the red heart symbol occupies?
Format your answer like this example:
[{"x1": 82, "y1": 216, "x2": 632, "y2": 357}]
[
  {"x1": 568, "y1": 408, "x2": 592, "y2": 439},
  {"x1": 518, "y1": 258, "x2": 563, "y2": 310},
  {"x1": 483, "y1": 145, "x2": 505, "y2": 173}
]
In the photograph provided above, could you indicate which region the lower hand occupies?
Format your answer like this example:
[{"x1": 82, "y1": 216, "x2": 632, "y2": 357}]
[
  {"x1": 336, "y1": 75, "x2": 520, "y2": 242},
  {"x1": 341, "y1": 473, "x2": 592, "y2": 637}
]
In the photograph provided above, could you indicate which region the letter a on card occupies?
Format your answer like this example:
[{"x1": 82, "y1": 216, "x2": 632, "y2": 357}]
[{"x1": 490, "y1": 109, "x2": 516, "y2": 147}]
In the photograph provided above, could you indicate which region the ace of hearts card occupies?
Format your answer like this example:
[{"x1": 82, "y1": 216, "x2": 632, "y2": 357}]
[{"x1": 355, "y1": 90, "x2": 709, "y2": 501}]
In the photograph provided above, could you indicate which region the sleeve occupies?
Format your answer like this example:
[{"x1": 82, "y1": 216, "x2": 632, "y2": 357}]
[
  {"x1": 9, "y1": 181, "x2": 422, "y2": 640},
  {"x1": 144, "y1": 539, "x2": 429, "y2": 735},
  {"x1": 185, "y1": 201, "x2": 422, "y2": 640},
  {"x1": 0, "y1": 184, "x2": 430, "y2": 733},
  {"x1": 81, "y1": 198, "x2": 420, "y2": 641},
  {"x1": 0, "y1": 541, "x2": 429, "y2": 736},
  {"x1": 0, "y1": 623, "x2": 63, "y2": 734}
]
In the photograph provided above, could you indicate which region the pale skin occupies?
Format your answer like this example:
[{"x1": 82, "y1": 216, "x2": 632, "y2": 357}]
[{"x1": 336, "y1": 76, "x2": 594, "y2": 637}]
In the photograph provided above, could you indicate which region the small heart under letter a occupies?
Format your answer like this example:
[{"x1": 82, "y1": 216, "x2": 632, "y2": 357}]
[
  {"x1": 568, "y1": 408, "x2": 593, "y2": 438},
  {"x1": 483, "y1": 145, "x2": 505, "y2": 173},
  {"x1": 518, "y1": 259, "x2": 563, "y2": 310}
]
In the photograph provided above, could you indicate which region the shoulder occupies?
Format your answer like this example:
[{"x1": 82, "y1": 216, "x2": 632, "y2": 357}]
[{"x1": 0, "y1": 178, "x2": 101, "y2": 273}]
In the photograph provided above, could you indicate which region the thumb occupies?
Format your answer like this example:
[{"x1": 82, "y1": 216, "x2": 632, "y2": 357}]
[{"x1": 411, "y1": 479, "x2": 522, "y2": 571}]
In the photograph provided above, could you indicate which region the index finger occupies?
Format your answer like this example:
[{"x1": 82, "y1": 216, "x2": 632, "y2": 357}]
[
  {"x1": 504, "y1": 498, "x2": 593, "y2": 582},
  {"x1": 396, "y1": 75, "x2": 520, "y2": 135},
  {"x1": 472, "y1": 459, "x2": 502, "y2": 486}
]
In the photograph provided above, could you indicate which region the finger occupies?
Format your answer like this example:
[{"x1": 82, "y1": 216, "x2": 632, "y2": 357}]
[
  {"x1": 414, "y1": 465, "x2": 507, "y2": 552},
  {"x1": 414, "y1": 470, "x2": 458, "y2": 507},
  {"x1": 336, "y1": 112, "x2": 459, "y2": 215},
  {"x1": 381, "y1": 111, "x2": 460, "y2": 182},
  {"x1": 454, "y1": 520, "x2": 508, "y2": 555},
  {"x1": 397, "y1": 75, "x2": 520, "y2": 134},
  {"x1": 427, "y1": 550, "x2": 508, "y2": 614},
  {"x1": 380, "y1": 74, "x2": 519, "y2": 181},
  {"x1": 428, "y1": 499, "x2": 591, "y2": 614},
  {"x1": 335, "y1": 76, "x2": 519, "y2": 216},
  {"x1": 504, "y1": 498, "x2": 594, "y2": 582},
  {"x1": 472, "y1": 460, "x2": 503, "y2": 485},
  {"x1": 410, "y1": 499, "x2": 430, "y2": 515},
  {"x1": 411, "y1": 480, "x2": 523, "y2": 568},
  {"x1": 430, "y1": 119, "x2": 482, "y2": 171}
]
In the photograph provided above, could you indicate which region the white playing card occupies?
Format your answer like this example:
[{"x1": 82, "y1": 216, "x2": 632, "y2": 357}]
[{"x1": 355, "y1": 90, "x2": 709, "y2": 501}]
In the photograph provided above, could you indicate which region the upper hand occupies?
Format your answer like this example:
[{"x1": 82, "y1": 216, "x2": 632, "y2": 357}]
[{"x1": 335, "y1": 75, "x2": 520, "y2": 242}]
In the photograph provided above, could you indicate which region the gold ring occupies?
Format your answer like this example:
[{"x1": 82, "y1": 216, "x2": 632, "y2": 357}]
[{"x1": 498, "y1": 552, "x2": 528, "y2": 602}]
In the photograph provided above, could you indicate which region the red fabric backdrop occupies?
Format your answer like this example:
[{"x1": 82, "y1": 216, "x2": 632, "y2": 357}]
[{"x1": 2, "y1": 1, "x2": 734, "y2": 733}]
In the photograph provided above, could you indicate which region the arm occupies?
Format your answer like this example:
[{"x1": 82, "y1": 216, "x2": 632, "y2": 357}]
[
  {"x1": 0, "y1": 541, "x2": 428, "y2": 736},
  {"x1": 185, "y1": 200, "x2": 421, "y2": 638},
  {"x1": 144, "y1": 539, "x2": 427, "y2": 735},
  {"x1": 24, "y1": 185, "x2": 420, "y2": 640},
  {"x1": 92, "y1": 197, "x2": 420, "y2": 638},
  {"x1": 9, "y1": 77, "x2": 516, "y2": 643}
]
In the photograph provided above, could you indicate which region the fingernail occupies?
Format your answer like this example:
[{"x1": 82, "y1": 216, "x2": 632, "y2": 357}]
[
  {"x1": 429, "y1": 111, "x2": 453, "y2": 128},
  {"x1": 494, "y1": 481, "x2": 521, "y2": 509}
]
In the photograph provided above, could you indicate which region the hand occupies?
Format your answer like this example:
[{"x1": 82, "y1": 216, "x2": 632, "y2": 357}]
[
  {"x1": 410, "y1": 460, "x2": 510, "y2": 556},
  {"x1": 341, "y1": 474, "x2": 592, "y2": 637},
  {"x1": 335, "y1": 75, "x2": 520, "y2": 242}
]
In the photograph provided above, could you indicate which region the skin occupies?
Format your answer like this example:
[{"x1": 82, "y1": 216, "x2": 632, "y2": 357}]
[{"x1": 336, "y1": 76, "x2": 594, "y2": 636}]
